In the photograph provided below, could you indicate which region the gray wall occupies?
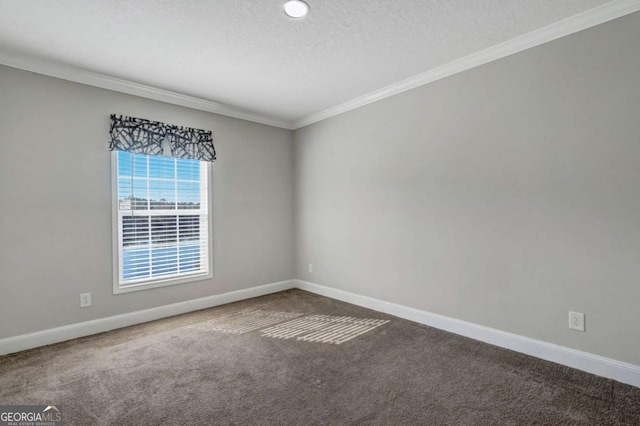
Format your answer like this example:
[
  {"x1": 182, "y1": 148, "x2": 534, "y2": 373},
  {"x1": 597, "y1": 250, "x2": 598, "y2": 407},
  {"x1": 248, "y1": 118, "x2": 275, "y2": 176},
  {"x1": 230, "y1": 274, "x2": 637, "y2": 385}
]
[
  {"x1": 294, "y1": 12, "x2": 640, "y2": 365},
  {"x1": 0, "y1": 65, "x2": 295, "y2": 338},
  {"x1": 2, "y1": 12, "x2": 639, "y2": 367}
]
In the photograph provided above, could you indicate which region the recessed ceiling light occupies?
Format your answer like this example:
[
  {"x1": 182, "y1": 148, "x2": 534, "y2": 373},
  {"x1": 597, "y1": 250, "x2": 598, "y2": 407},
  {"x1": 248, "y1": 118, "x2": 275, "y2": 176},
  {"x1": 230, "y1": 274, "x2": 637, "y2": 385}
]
[{"x1": 284, "y1": 1, "x2": 309, "y2": 19}]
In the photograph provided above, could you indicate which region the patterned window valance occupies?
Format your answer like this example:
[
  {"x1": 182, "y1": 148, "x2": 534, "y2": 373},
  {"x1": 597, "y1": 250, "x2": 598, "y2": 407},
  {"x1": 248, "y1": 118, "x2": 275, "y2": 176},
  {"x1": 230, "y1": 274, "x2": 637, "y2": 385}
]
[{"x1": 108, "y1": 114, "x2": 216, "y2": 162}]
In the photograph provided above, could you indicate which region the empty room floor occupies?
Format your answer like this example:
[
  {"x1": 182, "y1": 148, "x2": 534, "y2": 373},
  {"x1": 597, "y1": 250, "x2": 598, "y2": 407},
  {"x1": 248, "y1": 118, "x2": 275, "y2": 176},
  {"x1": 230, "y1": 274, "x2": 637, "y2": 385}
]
[{"x1": 1, "y1": 289, "x2": 638, "y2": 425}]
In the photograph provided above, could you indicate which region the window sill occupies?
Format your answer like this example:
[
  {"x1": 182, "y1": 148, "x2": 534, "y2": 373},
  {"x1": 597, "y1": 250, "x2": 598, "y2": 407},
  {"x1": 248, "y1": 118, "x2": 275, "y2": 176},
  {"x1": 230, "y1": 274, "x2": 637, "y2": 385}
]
[{"x1": 113, "y1": 271, "x2": 213, "y2": 294}]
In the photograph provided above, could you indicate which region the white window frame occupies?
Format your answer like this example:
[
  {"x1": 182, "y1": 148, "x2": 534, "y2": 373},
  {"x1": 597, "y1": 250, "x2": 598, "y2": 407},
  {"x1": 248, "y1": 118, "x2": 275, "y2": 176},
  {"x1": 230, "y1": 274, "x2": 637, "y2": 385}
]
[{"x1": 111, "y1": 151, "x2": 213, "y2": 294}]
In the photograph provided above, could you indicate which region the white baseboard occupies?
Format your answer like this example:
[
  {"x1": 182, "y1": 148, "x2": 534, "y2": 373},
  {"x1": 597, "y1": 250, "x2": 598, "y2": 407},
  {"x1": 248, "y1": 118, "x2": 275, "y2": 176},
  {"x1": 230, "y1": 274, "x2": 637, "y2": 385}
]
[
  {"x1": 296, "y1": 279, "x2": 640, "y2": 389},
  {"x1": 0, "y1": 279, "x2": 296, "y2": 356},
  {"x1": 3, "y1": 277, "x2": 638, "y2": 389}
]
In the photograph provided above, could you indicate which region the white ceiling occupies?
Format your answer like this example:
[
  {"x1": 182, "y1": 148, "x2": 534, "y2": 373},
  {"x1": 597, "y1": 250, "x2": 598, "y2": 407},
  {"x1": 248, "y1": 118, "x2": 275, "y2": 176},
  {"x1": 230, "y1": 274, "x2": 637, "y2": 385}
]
[{"x1": 0, "y1": 0, "x2": 630, "y2": 128}]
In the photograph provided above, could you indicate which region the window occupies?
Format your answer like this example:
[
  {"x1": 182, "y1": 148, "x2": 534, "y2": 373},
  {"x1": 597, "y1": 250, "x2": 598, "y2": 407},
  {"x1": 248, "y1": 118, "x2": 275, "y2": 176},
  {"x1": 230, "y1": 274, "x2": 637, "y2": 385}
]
[{"x1": 112, "y1": 151, "x2": 211, "y2": 293}]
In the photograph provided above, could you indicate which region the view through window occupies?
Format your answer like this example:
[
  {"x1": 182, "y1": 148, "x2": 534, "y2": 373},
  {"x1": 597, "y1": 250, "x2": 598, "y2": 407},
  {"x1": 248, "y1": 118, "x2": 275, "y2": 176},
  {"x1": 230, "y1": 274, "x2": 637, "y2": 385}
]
[{"x1": 113, "y1": 151, "x2": 210, "y2": 292}]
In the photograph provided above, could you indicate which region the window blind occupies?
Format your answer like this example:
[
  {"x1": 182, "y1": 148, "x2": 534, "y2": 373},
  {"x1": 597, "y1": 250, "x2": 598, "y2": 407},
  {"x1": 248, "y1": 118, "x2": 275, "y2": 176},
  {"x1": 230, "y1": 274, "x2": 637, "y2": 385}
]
[{"x1": 115, "y1": 151, "x2": 209, "y2": 287}]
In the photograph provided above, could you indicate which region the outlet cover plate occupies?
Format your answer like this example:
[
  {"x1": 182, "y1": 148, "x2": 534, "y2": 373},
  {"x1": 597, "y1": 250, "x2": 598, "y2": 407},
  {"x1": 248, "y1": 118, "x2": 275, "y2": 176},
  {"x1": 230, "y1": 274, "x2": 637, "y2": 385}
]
[
  {"x1": 80, "y1": 293, "x2": 92, "y2": 308},
  {"x1": 569, "y1": 311, "x2": 585, "y2": 332}
]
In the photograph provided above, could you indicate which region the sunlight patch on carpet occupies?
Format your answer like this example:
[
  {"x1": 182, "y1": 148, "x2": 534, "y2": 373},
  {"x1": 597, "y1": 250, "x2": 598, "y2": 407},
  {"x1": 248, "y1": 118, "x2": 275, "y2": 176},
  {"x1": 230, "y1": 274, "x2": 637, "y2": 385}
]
[
  {"x1": 260, "y1": 315, "x2": 390, "y2": 345},
  {"x1": 188, "y1": 310, "x2": 303, "y2": 334}
]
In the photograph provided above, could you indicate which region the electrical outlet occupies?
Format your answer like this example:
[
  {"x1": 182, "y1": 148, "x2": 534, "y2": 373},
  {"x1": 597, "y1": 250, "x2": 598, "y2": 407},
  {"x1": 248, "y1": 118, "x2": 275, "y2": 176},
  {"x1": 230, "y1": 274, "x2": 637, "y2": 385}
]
[
  {"x1": 308, "y1": 263, "x2": 313, "y2": 273},
  {"x1": 80, "y1": 293, "x2": 92, "y2": 308},
  {"x1": 569, "y1": 311, "x2": 585, "y2": 332}
]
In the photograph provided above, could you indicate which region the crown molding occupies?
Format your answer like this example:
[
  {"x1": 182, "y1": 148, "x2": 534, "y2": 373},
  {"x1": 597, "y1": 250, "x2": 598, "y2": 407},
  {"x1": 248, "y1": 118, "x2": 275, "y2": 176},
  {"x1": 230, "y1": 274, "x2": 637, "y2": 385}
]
[
  {"x1": 292, "y1": 0, "x2": 640, "y2": 129},
  {"x1": 1, "y1": 1, "x2": 638, "y2": 132},
  {"x1": 0, "y1": 51, "x2": 295, "y2": 130}
]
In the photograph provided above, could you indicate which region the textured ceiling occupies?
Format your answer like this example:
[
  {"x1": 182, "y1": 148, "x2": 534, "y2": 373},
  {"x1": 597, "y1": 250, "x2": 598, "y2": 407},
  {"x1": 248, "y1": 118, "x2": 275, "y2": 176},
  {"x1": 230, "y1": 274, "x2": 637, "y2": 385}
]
[{"x1": 0, "y1": 0, "x2": 615, "y2": 124}]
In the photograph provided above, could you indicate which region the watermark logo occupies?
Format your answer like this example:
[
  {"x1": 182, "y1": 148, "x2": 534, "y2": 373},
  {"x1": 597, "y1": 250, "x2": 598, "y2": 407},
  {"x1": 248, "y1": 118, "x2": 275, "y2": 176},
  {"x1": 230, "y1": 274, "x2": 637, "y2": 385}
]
[{"x1": 0, "y1": 405, "x2": 63, "y2": 426}]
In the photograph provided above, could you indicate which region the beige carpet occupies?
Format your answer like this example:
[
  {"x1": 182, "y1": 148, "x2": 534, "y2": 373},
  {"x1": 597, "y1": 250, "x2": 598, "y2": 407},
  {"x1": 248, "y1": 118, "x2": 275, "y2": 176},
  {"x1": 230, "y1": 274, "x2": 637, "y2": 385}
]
[{"x1": 0, "y1": 289, "x2": 638, "y2": 425}]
